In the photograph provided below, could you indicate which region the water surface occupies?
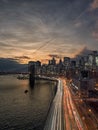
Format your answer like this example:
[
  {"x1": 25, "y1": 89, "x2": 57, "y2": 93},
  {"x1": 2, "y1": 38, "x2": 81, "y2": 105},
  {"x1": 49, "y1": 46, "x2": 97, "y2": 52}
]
[{"x1": 0, "y1": 75, "x2": 55, "y2": 130}]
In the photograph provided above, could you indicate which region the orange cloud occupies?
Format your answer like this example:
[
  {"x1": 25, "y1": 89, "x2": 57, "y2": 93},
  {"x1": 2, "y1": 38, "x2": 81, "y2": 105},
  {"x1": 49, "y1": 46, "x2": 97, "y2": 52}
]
[{"x1": 90, "y1": 0, "x2": 98, "y2": 10}]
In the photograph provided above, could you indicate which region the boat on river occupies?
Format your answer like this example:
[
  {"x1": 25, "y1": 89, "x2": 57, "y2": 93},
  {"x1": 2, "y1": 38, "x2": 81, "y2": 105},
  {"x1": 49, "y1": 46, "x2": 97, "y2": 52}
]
[{"x1": 17, "y1": 74, "x2": 29, "y2": 80}]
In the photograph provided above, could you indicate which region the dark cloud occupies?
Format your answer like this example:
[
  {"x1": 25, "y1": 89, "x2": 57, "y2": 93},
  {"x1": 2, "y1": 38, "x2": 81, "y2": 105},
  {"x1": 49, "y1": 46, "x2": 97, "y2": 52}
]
[
  {"x1": 0, "y1": 0, "x2": 97, "y2": 63},
  {"x1": 75, "y1": 47, "x2": 94, "y2": 58},
  {"x1": 92, "y1": 30, "x2": 98, "y2": 41},
  {"x1": 48, "y1": 54, "x2": 60, "y2": 59},
  {"x1": 12, "y1": 56, "x2": 31, "y2": 63},
  {"x1": 14, "y1": 56, "x2": 30, "y2": 60},
  {"x1": 0, "y1": 58, "x2": 28, "y2": 72},
  {"x1": 0, "y1": 42, "x2": 11, "y2": 47},
  {"x1": 89, "y1": 0, "x2": 98, "y2": 10}
]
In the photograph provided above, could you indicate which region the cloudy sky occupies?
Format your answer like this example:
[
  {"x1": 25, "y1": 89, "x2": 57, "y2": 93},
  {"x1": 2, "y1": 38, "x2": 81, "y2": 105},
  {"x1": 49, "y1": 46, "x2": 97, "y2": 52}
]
[{"x1": 0, "y1": 0, "x2": 98, "y2": 64}]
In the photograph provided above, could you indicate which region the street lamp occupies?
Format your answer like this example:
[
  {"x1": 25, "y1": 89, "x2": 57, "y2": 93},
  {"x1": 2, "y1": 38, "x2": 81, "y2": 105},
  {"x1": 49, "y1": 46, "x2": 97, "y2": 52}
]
[{"x1": 88, "y1": 108, "x2": 92, "y2": 112}]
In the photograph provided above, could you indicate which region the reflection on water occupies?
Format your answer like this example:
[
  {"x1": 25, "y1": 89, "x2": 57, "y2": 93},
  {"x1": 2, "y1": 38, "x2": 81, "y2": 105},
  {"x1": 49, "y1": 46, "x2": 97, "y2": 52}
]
[
  {"x1": 0, "y1": 75, "x2": 56, "y2": 130},
  {"x1": 29, "y1": 79, "x2": 35, "y2": 88}
]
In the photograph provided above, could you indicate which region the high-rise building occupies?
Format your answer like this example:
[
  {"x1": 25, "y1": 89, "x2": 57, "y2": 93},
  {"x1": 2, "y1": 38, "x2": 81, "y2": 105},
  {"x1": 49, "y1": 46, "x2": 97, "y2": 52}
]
[
  {"x1": 63, "y1": 57, "x2": 70, "y2": 67},
  {"x1": 71, "y1": 60, "x2": 76, "y2": 68},
  {"x1": 58, "y1": 58, "x2": 63, "y2": 66},
  {"x1": 49, "y1": 57, "x2": 56, "y2": 65}
]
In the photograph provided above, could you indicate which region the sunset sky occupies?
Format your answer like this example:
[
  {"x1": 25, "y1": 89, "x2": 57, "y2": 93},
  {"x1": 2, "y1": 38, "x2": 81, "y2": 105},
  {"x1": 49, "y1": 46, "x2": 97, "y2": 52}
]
[{"x1": 0, "y1": 0, "x2": 98, "y2": 64}]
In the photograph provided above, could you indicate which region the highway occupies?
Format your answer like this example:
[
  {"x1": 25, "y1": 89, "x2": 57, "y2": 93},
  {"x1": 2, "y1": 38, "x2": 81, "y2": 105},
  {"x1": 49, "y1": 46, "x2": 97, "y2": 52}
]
[
  {"x1": 63, "y1": 78, "x2": 98, "y2": 130},
  {"x1": 44, "y1": 79, "x2": 64, "y2": 130},
  {"x1": 63, "y1": 78, "x2": 85, "y2": 130},
  {"x1": 74, "y1": 98, "x2": 98, "y2": 130},
  {"x1": 44, "y1": 77, "x2": 98, "y2": 130}
]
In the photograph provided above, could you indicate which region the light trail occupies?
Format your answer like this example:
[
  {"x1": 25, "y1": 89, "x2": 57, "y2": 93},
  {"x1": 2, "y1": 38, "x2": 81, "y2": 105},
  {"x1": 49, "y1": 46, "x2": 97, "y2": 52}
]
[
  {"x1": 44, "y1": 77, "x2": 98, "y2": 130},
  {"x1": 44, "y1": 78, "x2": 64, "y2": 130},
  {"x1": 63, "y1": 78, "x2": 98, "y2": 130},
  {"x1": 63, "y1": 79, "x2": 85, "y2": 130}
]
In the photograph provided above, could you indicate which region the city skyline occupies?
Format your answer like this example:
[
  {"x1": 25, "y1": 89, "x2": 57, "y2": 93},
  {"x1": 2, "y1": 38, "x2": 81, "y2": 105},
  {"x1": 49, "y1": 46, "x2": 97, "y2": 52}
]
[{"x1": 0, "y1": 0, "x2": 98, "y2": 64}]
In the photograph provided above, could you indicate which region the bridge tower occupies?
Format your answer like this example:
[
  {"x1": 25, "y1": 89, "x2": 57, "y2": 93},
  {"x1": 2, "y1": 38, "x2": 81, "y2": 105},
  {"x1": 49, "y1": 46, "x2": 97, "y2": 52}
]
[{"x1": 28, "y1": 62, "x2": 35, "y2": 87}]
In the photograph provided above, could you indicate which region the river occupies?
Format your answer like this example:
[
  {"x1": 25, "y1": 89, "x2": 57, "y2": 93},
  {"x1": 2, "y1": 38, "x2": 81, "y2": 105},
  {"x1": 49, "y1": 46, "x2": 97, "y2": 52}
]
[{"x1": 0, "y1": 75, "x2": 56, "y2": 130}]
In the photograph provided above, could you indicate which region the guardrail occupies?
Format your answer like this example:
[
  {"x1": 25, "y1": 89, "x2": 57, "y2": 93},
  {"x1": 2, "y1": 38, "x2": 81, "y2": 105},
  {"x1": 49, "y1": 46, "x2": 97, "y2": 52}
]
[{"x1": 44, "y1": 79, "x2": 64, "y2": 130}]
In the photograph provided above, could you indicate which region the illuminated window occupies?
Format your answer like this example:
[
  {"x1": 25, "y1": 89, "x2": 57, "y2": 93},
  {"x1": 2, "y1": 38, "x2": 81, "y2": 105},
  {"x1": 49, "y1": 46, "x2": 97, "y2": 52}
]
[{"x1": 96, "y1": 56, "x2": 98, "y2": 66}]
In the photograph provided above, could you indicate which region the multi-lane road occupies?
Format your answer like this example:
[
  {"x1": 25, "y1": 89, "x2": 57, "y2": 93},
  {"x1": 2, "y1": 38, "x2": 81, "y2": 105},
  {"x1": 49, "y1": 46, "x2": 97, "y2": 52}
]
[
  {"x1": 63, "y1": 78, "x2": 85, "y2": 130},
  {"x1": 44, "y1": 79, "x2": 64, "y2": 130},
  {"x1": 44, "y1": 77, "x2": 98, "y2": 130},
  {"x1": 62, "y1": 78, "x2": 98, "y2": 130}
]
